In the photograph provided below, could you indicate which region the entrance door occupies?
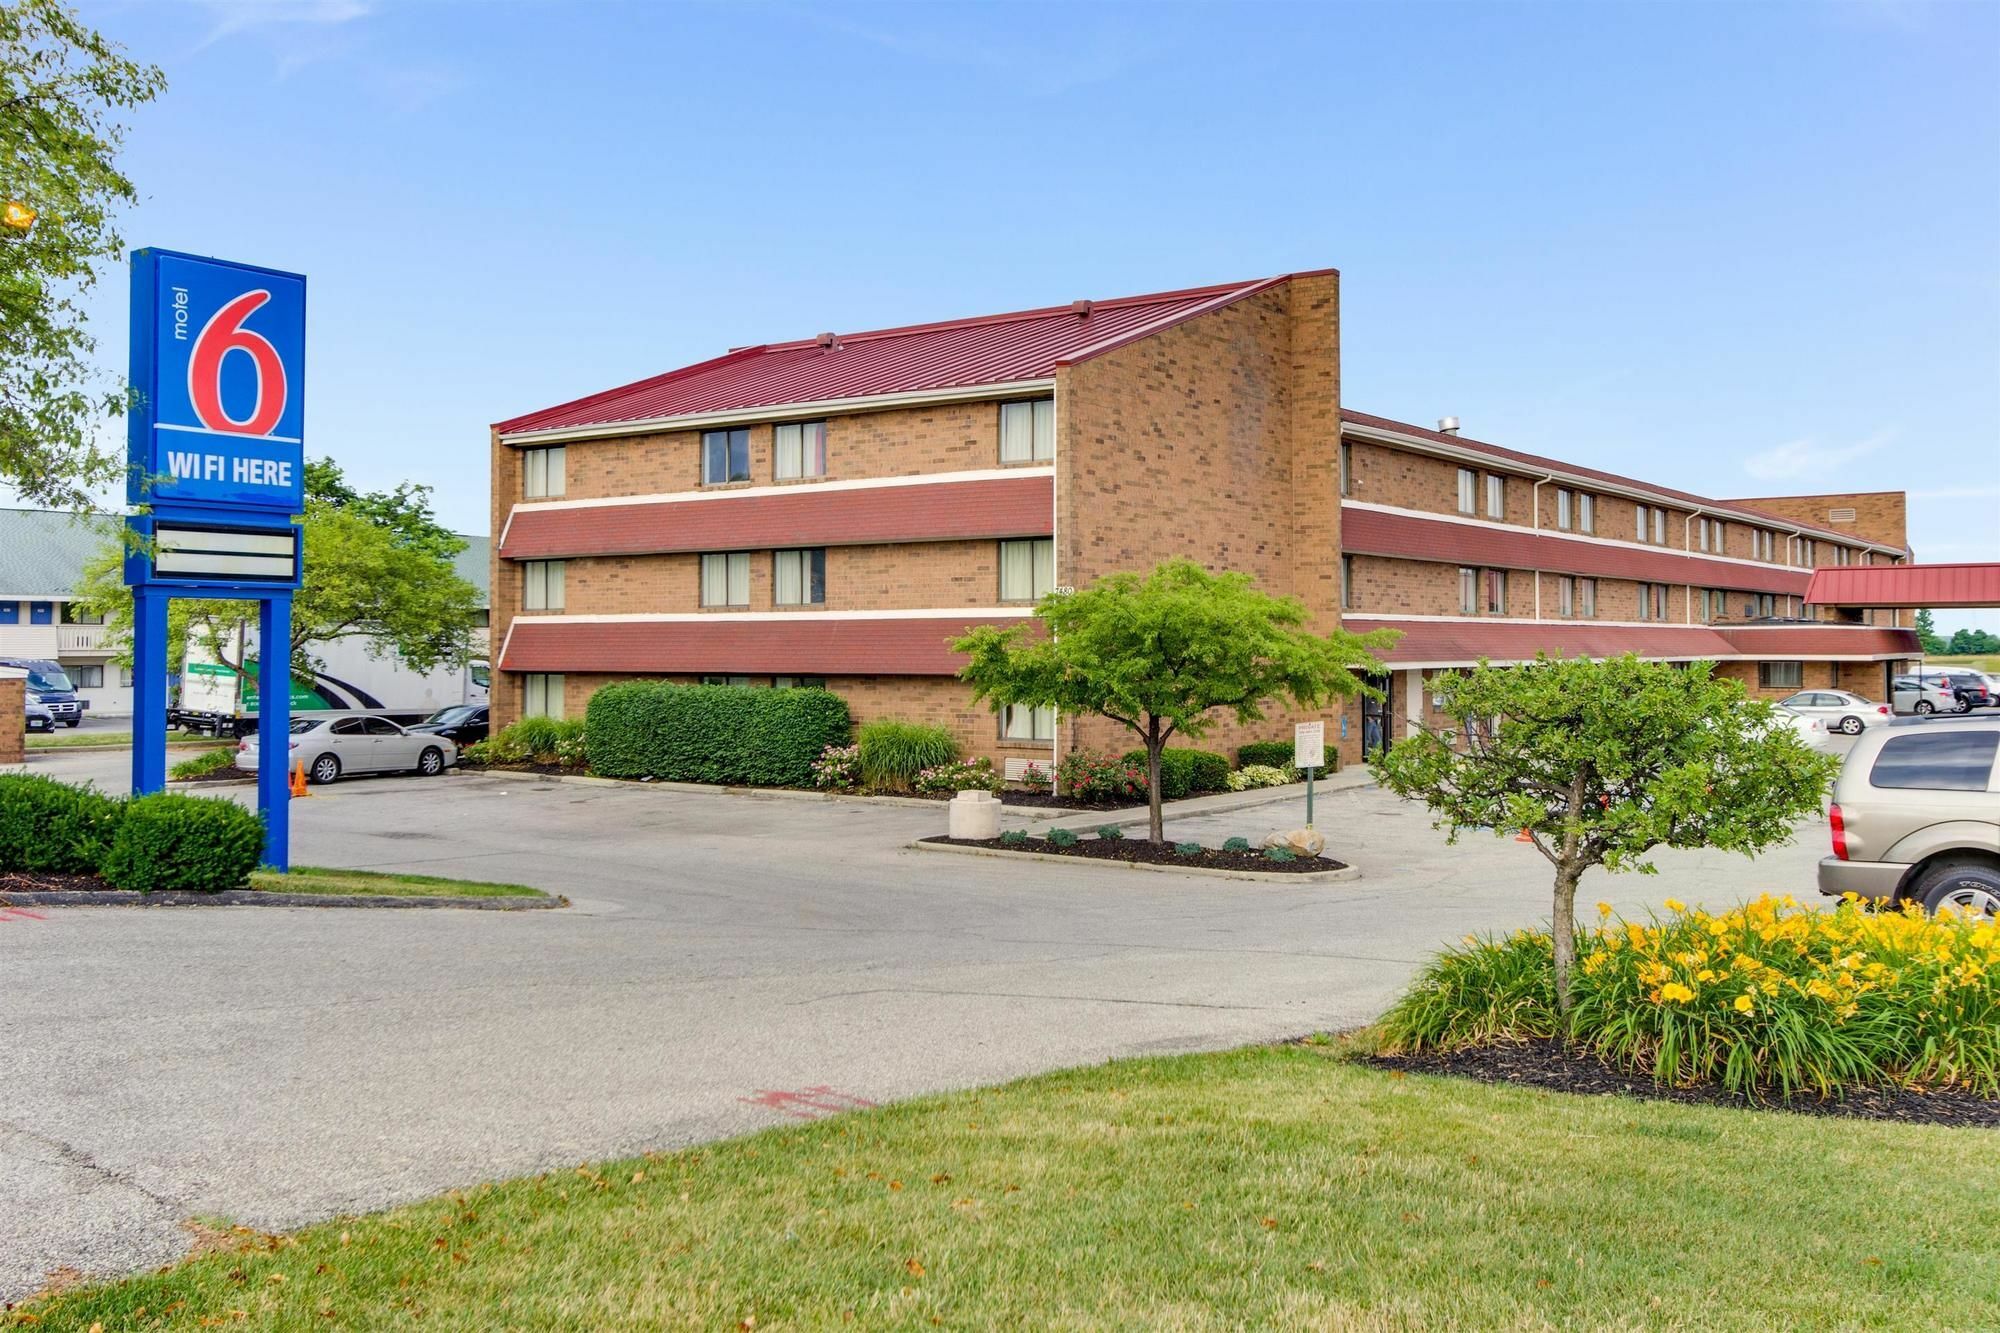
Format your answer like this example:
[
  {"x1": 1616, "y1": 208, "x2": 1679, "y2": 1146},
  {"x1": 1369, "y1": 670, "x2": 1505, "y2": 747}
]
[{"x1": 1361, "y1": 672, "x2": 1393, "y2": 761}]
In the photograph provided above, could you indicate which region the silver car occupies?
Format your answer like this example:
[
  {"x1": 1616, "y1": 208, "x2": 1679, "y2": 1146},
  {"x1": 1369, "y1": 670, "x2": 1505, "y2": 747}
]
[
  {"x1": 1776, "y1": 689, "x2": 1891, "y2": 736},
  {"x1": 1819, "y1": 715, "x2": 2000, "y2": 915},
  {"x1": 1891, "y1": 675, "x2": 1957, "y2": 716},
  {"x1": 239, "y1": 713, "x2": 458, "y2": 784}
]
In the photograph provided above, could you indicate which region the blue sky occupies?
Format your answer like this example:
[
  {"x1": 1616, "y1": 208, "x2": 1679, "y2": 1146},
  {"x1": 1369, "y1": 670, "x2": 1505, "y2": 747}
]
[{"x1": 47, "y1": 0, "x2": 2000, "y2": 631}]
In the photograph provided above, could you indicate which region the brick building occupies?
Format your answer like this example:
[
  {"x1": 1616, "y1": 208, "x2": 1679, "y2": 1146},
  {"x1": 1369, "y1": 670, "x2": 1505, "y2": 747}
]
[{"x1": 489, "y1": 270, "x2": 1917, "y2": 769}]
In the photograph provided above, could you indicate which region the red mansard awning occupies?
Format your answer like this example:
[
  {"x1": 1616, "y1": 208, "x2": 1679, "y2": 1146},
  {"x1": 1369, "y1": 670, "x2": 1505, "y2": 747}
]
[
  {"x1": 499, "y1": 474, "x2": 1053, "y2": 561},
  {"x1": 1345, "y1": 618, "x2": 1918, "y2": 667},
  {"x1": 1804, "y1": 563, "x2": 2000, "y2": 610}
]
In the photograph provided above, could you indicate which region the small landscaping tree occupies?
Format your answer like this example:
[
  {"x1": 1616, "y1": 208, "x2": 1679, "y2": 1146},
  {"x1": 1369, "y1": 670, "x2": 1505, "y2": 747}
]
[
  {"x1": 953, "y1": 559, "x2": 1395, "y2": 842},
  {"x1": 1375, "y1": 655, "x2": 1840, "y2": 1019}
]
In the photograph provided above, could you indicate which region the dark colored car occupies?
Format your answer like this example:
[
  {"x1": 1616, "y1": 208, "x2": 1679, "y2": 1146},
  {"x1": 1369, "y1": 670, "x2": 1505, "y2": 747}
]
[
  {"x1": 1915, "y1": 670, "x2": 1994, "y2": 713},
  {"x1": 407, "y1": 704, "x2": 489, "y2": 747}
]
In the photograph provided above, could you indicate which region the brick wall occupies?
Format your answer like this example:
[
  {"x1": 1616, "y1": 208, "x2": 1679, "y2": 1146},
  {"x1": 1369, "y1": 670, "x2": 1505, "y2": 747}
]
[
  {"x1": 1725, "y1": 491, "x2": 1908, "y2": 556},
  {"x1": 0, "y1": 677, "x2": 22, "y2": 764}
]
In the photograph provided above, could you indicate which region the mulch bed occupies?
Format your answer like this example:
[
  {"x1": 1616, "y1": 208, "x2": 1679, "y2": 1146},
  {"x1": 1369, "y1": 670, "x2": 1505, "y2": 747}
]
[
  {"x1": 924, "y1": 834, "x2": 1345, "y2": 874},
  {"x1": 459, "y1": 760, "x2": 580, "y2": 777},
  {"x1": 1366, "y1": 1037, "x2": 2000, "y2": 1128},
  {"x1": 174, "y1": 762, "x2": 254, "y2": 784},
  {"x1": 903, "y1": 788, "x2": 1138, "y2": 811},
  {"x1": 0, "y1": 870, "x2": 105, "y2": 894}
]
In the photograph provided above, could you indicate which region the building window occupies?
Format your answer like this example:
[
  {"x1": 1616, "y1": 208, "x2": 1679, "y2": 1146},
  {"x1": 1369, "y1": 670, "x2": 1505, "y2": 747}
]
[
  {"x1": 1577, "y1": 493, "x2": 1594, "y2": 534},
  {"x1": 1638, "y1": 582, "x2": 1669, "y2": 621},
  {"x1": 1558, "y1": 576, "x2": 1574, "y2": 618},
  {"x1": 1755, "y1": 529, "x2": 1774, "y2": 561},
  {"x1": 523, "y1": 446, "x2": 566, "y2": 499},
  {"x1": 1340, "y1": 554, "x2": 1354, "y2": 610},
  {"x1": 119, "y1": 664, "x2": 134, "y2": 688},
  {"x1": 1458, "y1": 567, "x2": 1478, "y2": 615},
  {"x1": 999, "y1": 537, "x2": 1055, "y2": 602},
  {"x1": 523, "y1": 560, "x2": 565, "y2": 612},
  {"x1": 701, "y1": 675, "x2": 754, "y2": 687},
  {"x1": 1696, "y1": 517, "x2": 1725, "y2": 553},
  {"x1": 773, "y1": 548, "x2": 826, "y2": 605},
  {"x1": 524, "y1": 673, "x2": 565, "y2": 719},
  {"x1": 1001, "y1": 703, "x2": 1055, "y2": 742},
  {"x1": 774, "y1": 676, "x2": 826, "y2": 689},
  {"x1": 1652, "y1": 507, "x2": 1666, "y2": 545},
  {"x1": 29, "y1": 601, "x2": 52, "y2": 625},
  {"x1": 774, "y1": 421, "x2": 827, "y2": 480},
  {"x1": 1456, "y1": 468, "x2": 1477, "y2": 514},
  {"x1": 1339, "y1": 441, "x2": 1353, "y2": 497},
  {"x1": 999, "y1": 398, "x2": 1054, "y2": 463},
  {"x1": 1556, "y1": 488, "x2": 1573, "y2": 531},
  {"x1": 61, "y1": 604, "x2": 103, "y2": 624},
  {"x1": 701, "y1": 428, "x2": 750, "y2": 484},
  {"x1": 1484, "y1": 569, "x2": 1506, "y2": 616},
  {"x1": 1578, "y1": 578, "x2": 1596, "y2": 618},
  {"x1": 1798, "y1": 539, "x2": 1816, "y2": 567},
  {"x1": 71, "y1": 664, "x2": 103, "y2": 688},
  {"x1": 701, "y1": 552, "x2": 751, "y2": 607},
  {"x1": 1834, "y1": 545, "x2": 1851, "y2": 566},
  {"x1": 1758, "y1": 662, "x2": 1804, "y2": 690},
  {"x1": 1485, "y1": 473, "x2": 1505, "y2": 520}
]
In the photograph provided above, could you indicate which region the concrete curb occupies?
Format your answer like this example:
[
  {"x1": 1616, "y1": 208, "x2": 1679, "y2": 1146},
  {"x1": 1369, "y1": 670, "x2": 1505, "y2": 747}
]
[
  {"x1": 0, "y1": 888, "x2": 565, "y2": 910},
  {"x1": 908, "y1": 838, "x2": 1362, "y2": 884}
]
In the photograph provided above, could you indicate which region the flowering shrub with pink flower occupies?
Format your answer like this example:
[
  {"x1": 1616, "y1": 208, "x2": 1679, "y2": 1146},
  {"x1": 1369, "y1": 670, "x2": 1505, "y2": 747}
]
[{"x1": 1055, "y1": 750, "x2": 1148, "y2": 804}]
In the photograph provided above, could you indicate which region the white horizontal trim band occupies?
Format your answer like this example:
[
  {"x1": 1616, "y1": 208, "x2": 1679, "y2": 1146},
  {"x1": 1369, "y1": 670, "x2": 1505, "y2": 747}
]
[
  {"x1": 511, "y1": 466, "x2": 1054, "y2": 515},
  {"x1": 1340, "y1": 423, "x2": 1904, "y2": 557},
  {"x1": 1381, "y1": 653, "x2": 1913, "y2": 668},
  {"x1": 1342, "y1": 501, "x2": 1838, "y2": 575},
  {"x1": 511, "y1": 608, "x2": 1036, "y2": 624},
  {"x1": 499, "y1": 380, "x2": 1058, "y2": 446},
  {"x1": 155, "y1": 422, "x2": 303, "y2": 446}
]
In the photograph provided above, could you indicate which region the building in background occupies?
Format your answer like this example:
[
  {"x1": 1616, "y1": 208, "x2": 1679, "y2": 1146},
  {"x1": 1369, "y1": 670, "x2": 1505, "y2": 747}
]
[
  {"x1": 487, "y1": 271, "x2": 1919, "y2": 768},
  {"x1": 0, "y1": 508, "x2": 489, "y2": 717}
]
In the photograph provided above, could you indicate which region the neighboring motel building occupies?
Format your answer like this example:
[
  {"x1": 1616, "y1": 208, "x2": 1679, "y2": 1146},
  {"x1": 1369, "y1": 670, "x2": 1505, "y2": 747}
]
[
  {"x1": 488, "y1": 270, "x2": 1919, "y2": 769},
  {"x1": 0, "y1": 508, "x2": 489, "y2": 717}
]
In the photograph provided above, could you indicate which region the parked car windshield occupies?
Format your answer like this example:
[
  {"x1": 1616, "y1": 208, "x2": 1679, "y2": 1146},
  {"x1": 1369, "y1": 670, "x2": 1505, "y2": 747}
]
[
  {"x1": 24, "y1": 665, "x2": 72, "y2": 693},
  {"x1": 289, "y1": 717, "x2": 327, "y2": 734},
  {"x1": 425, "y1": 705, "x2": 482, "y2": 725}
]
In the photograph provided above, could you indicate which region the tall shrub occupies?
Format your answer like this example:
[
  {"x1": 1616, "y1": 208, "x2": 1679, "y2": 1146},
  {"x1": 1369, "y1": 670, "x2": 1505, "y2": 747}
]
[
  {"x1": 856, "y1": 720, "x2": 958, "y2": 791},
  {"x1": 586, "y1": 682, "x2": 850, "y2": 787},
  {"x1": 1120, "y1": 747, "x2": 1229, "y2": 800},
  {"x1": 0, "y1": 774, "x2": 123, "y2": 874},
  {"x1": 101, "y1": 792, "x2": 263, "y2": 892}
]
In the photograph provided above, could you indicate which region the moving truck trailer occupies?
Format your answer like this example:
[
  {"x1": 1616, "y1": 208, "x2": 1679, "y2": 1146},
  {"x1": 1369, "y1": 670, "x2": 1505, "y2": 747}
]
[{"x1": 172, "y1": 627, "x2": 488, "y2": 737}]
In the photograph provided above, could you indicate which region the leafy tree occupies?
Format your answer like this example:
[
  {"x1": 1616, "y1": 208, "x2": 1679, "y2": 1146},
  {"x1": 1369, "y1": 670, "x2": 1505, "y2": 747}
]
[
  {"x1": 1375, "y1": 655, "x2": 1839, "y2": 1018},
  {"x1": 1944, "y1": 626, "x2": 1999, "y2": 657},
  {"x1": 1914, "y1": 609, "x2": 1945, "y2": 655},
  {"x1": 953, "y1": 559, "x2": 1396, "y2": 842},
  {"x1": 73, "y1": 460, "x2": 481, "y2": 682},
  {"x1": 1, "y1": 0, "x2": 164, "y2": 508}
]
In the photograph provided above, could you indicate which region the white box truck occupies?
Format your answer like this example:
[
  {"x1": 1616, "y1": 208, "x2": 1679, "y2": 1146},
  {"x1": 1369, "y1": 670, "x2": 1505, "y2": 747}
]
[{"x1": 172, "y1": 625, "x2": 488, "y2": 737}]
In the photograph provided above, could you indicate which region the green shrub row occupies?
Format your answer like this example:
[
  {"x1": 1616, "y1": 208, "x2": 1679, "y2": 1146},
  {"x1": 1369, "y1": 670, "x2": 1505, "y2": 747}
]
[
  {"x1": 585, "y1": 682, "x2": 850, "y2": 787},
  {"x1": 1119, "y1": 747, "x2": 1230, "y2": 801},
  {"x1": 1235, "y1": 740, "x2": 1295, "y2": 769},
  {"x1": 469, "y1": 717, "x2": 587, "y2": 769},
  {"x1": 0, "y1": 774, "x2": 263, "y2": 892}
]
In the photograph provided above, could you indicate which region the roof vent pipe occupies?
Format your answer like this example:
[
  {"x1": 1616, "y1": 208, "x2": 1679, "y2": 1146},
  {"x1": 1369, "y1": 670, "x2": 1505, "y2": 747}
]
[
  {"x1": 1071, "y1": 300, "x2": 1093, "y2": 318},
  {"x1": 816, "y1": 332, "x2": 837, "y2": 349},
  {"x1": 1438, "y1": 416, "x2": 1460, "y2": 435}
]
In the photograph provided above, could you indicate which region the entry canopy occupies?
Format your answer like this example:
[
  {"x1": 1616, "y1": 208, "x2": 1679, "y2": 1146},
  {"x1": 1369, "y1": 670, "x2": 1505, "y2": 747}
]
[{"x1": 1804, "y1": 562, "x2": 2000, "y2": 610}]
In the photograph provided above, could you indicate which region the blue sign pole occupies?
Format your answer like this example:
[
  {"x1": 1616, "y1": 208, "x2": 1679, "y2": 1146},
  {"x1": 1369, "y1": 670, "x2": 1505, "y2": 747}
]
[{"x1": 124, "y1": 248, "x2": 307, "y2": 872}]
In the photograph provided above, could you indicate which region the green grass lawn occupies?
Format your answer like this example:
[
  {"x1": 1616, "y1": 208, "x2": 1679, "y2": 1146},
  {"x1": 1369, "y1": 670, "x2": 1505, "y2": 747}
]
[
  {"x1": 246, "y1": 865, "x2": 549, "y2": 899},
  {"x1": 15, "y1": 1045, "x2": 1996, "y2": 1330},
  {"x1": 26, "y1": 729, "x2": 229, "y2": 750},
  {"x1": 1929, "y1": 652, "x2": 2000, "y2": 673}
]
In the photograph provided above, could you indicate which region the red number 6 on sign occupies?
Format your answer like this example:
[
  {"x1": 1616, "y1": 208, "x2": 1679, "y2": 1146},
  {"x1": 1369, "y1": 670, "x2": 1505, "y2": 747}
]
[{"x1": 188, "y1": 289, "x2": 288, "y2": 437}]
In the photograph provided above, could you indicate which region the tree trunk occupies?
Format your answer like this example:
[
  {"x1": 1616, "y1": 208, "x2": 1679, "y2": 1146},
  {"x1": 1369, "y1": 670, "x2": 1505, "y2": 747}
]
[
  {"x1": 1145, "y1": 718, "x2": 1165, "y2": 844},
  {"x1": 1551, "y1": 863, "x2": 1581, "y2": 1025}
]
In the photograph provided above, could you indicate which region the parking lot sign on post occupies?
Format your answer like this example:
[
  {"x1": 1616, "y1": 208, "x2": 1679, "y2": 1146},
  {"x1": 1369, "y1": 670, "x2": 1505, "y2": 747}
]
[{"x1": 1295, "y1": 719, "x2": 1325, "y2": 829}]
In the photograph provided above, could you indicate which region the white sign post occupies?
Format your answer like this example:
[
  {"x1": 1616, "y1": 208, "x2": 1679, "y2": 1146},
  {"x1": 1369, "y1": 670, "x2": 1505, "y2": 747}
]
[{"x1": 1294, "y1": 720, "x2": 1325, "y2": 828}]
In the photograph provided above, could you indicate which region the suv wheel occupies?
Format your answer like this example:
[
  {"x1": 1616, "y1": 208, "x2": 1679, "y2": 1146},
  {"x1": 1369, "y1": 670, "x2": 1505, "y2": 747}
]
[
  {"x1": 1914, "y1": 700, "x2": 1935, "y2": 715},
  {"x1": 1953, "y1": 696, "x2": 1972, "y2": 714},
  {"x1": 1837, "y1": 715, "x2": 1864, "y2": 735},
  {"x1": 1913, "y1": 859, "x2": 2000, "y2": 918}
]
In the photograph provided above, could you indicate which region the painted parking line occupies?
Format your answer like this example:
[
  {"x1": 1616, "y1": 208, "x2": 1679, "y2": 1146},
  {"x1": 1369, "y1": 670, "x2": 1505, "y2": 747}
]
[
  {"x1": 0, "y1": 906, "x2": 47, "y2": 923},
  {"x1": 739, "y1": 1086, "x2": 878, "y2": 1120}
]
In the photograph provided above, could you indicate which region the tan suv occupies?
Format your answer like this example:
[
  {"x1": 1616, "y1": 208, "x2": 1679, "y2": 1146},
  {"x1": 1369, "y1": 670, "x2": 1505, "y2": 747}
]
[{"x1": 1820, "y1": 715, "x2": 2000, "y2": 915}]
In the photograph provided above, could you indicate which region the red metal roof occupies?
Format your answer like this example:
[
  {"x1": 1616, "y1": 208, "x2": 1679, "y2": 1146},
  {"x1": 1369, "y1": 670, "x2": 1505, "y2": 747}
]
[
  {"x1": 1804, "y1": 563, "x2": 2000, "y2": 609},
  {"x1": 499, "y1": 614, "x2": 1025, "y2": 676},
  {"x1": 500, "y1": 474, "x2": 1053, "y2": 561},
  {"x1": 1341, "y1": 411, "x2": 1904, "y2": 553},
  {"x1": 1345, "y1": 617, "x2": 1918, "y2": 666},
  {"x1": 1341, "y1": 506, "x2": 1812, "y2": 594},
  {"x1": 497, "y1": 274, "x2": 1322, "y2": 436}
]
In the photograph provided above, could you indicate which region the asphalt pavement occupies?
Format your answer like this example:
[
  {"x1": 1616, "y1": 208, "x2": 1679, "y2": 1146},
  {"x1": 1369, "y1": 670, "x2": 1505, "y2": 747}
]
[{"x1": 0, "y1": 751, "x2": 1837, "y2": 1301}]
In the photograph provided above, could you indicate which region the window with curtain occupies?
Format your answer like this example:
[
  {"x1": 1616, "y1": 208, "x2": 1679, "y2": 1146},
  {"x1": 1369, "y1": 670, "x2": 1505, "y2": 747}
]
[
  {"x1": 1758, "y1": 662, "x2": 1804, "y2": 690},
  {"x1": 1339, "y1": 442, "x2": 1353, "y2": 496},
  {"x1": 524, "y1": 673, "x2": 565, "y2": 719},
  {"x1": 701, "y1": 552, "x2": 750, "y2": 606},
  {"x1": 774, "y1": 421, "x2": 827, "y2": 479},
  {"x1": 774, "y1": 676, "x2": 827, "y2": 689},
  {"x1": 72, "y1": 665, "x2": 103, "y2": 688},
  {"x1": 999, "y1": 538, "x2": 1054, "y2": 601},
  {"x1": 523, "y1": 560, "x2": 565, "y2": 611},
  {"x1": 1340, "y1": 555, "x2": 1354, "y2": 610},
  {"x1": 1578, "y1": 578, "x2": 1596, "y2": 618},
  {"x1": 701, "y1": 428, "x2": 750, "y2": 484},
  {"x1": 1456, "y1": 468, "x2": 1476, "y2": 514},
  {"x1": 1651, "y1": 508, "x2": 1666, "y2": 545},
  {"x1": 1001, "y1": 703, "x2": 1055, "y2": 741},
  {"x1": 1484, "y1": 568, "x2": 1505, "y2": 615},
  {"x1": 1458, "y1": 567, "x2": 1477, "y2": 614},
  {"x1": 773, "y1": 548, "x2": 826, "y2": 605},
  {"x1": 1556, "y1": 488, "x2": 1572, "y2": 530},
  {"x1": 1485, "y1": 473, "x2": 1505, "y2": 519},
  {"x1": 999, "y1": 398, "x2": 1054, "y2": 463},
  {"x1": 1578, "y1": 492, "x2": 1595, "y2": 533},
  {"x1": 523, "y1": 446, "x2": 566, "y2": 499},
  {"x1": 701, "y1": 675, "x2": 755, "y2": 687}
]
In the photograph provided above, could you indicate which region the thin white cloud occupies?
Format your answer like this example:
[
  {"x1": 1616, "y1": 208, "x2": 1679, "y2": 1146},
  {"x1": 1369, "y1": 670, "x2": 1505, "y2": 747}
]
[
  {"x1": 193, "y1": 0, "x2": 373, "y2": 50},
  {"x1": 1741, "y1": 428, "x2": 1897, "y2": 482}
]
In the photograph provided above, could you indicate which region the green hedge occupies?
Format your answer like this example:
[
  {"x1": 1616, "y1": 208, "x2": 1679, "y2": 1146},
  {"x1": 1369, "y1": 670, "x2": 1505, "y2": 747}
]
[
  {"x1": 585, "y1": 682, "x2": 850, "y2": 787},
  {"x1": 101, "y1": 792, "x2": 264, "y2": 893},
  {"x1": 1121, "y1": 747, "x2": 1231, "y2": 801},
  {"x1": 857, "y1": 720, "x2": 958, "y2": 791},
  {"x1": 1235, "y1": 740, "x2": 1295, "y2": 770},
  {"x1": 0, "y1": 774, "x2": 124, "y2": 874}
]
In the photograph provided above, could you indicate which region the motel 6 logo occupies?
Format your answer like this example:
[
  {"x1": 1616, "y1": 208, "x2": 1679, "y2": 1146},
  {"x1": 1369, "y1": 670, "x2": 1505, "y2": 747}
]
[{"x1": 133, "y1": 250, "x2": 307, "y2": 512}]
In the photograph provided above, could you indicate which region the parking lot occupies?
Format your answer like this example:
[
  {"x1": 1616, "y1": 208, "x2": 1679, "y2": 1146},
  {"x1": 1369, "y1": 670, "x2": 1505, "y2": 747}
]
[{"x1": 0, "y1": 752, "x2": 1839, "y2": 1300}]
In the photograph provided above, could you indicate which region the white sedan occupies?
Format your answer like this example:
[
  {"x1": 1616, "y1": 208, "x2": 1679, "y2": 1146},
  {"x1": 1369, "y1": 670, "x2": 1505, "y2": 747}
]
[
  {"x1": 1776, "y1": 689, "x2": 1892, "y2": 736},
  {"x1": 239, "y1": 713, "x2": 458, "y2": 784}
]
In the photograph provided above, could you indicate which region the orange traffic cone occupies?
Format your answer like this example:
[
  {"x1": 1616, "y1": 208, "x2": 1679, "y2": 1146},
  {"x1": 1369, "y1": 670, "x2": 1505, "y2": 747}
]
[
  {"x1": 289, "y1": 761, "x2": 310, "y2": 799},
  {"x1": 1514, "y1": 828, "x2": 1534, "y2": 844}
]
